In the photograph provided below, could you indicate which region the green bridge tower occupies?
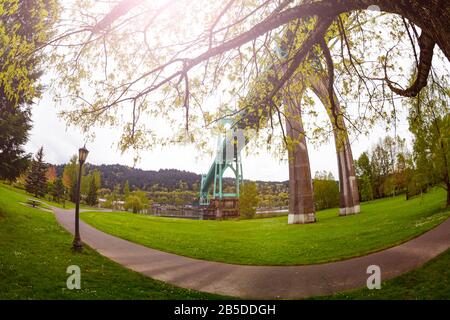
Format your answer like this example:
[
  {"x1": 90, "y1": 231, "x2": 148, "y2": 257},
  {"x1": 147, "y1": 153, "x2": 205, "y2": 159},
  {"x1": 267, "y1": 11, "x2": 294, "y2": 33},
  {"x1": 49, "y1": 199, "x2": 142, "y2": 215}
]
[{"x1": 199, "y1": 120, "x2": 244, "y2": 218}]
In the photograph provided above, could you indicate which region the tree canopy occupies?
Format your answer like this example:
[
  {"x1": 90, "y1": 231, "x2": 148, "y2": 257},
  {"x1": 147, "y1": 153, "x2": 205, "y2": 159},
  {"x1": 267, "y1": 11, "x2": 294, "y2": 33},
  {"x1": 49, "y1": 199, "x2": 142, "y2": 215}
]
[
  {"x1": 0, "y1": 105, "x2": 31, "y2": 181},
  {"x1": 0, "y1": 0, "x2": 58, "y2": 181},
  {"x1": 408, "y1": 79, "x2": 450, "y2": 205},
  {"x1": 0, "y1": 0, "x2": 59, "y2": 104},
  {"x1": 42, "y1": 0, "x2": 449, "y2": 158}
]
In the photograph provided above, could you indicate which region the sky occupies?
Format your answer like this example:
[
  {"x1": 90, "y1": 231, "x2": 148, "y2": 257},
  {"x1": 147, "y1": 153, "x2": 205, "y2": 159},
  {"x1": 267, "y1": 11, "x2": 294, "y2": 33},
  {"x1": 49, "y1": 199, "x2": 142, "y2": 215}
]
[{"x1": 25, "y1": 90, "x2": 412, "y2": 182}]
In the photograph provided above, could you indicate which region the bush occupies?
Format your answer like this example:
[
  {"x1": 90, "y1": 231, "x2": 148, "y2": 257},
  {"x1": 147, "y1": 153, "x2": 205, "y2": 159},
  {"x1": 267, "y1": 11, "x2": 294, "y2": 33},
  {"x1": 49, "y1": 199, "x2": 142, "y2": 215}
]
[
  {"x1": 239, "y1": 182, "x2": 259, "y2": 219},
  {"x1": 313, "y1": 179, "x2": 339, "y2": 210},
  {"x1": 124, "y1": 195, "x2": 143, "y2": 213}
]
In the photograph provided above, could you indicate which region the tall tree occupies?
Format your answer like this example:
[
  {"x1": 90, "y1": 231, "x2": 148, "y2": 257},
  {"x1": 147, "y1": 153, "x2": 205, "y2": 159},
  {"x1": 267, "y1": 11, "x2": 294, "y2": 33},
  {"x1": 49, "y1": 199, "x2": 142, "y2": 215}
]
[
  {"x1": 62, "y1": 155, "x2": 84, "y2": 202},
  {"x1": 0, "y1": 106, "x2": 31, "y2": 181},
  {"x1": 355, "y1": 152, "x2": 374, "y2": 201},
  {"x1": 356, "y1": 136, "x2": 410, "y2": 200},
  {"x1": 86, "y1": 176, "x2": 98, "y2": 206},
  {"x1": 46, "y1": 165, "x2": 57, "y2": 182},
  {"x1": 408, "y1": 80, "x2": 450, "y2": 206},
  {"x1": 0, "y1": 1, "x2": 58, "y2": 181},
  {"x1": 81, "y1": 169, "x2": 101, "y2": 195},
  {"x1": 0, "y1": 0, "x2": 58, "y2": 104},
  {"x1": 51, "y1": 177, "x2": 66, "y2": 204},
  {"x1": 123, "y1": 180, "x2": 130, "y2": 198},
  {"x1": 62, "y1": 156, "x2": 77, "y2": 189},
  {"x1": 313, "y1": 171, "x2": 339, "y2": 210},
  {"x1": 107, "y1": 184, "x2": 122, "y2": 210},
  {"x1": 370, "y1": 136, "x2": 407, "y2": 198},
  {"x1": 25, "y1": 147, "x2": 48, "y2": 198}
]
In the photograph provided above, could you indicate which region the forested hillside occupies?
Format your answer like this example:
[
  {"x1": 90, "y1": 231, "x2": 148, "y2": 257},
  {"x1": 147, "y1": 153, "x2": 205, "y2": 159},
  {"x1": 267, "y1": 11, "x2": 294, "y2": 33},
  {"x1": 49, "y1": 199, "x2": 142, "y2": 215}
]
[{"x1": 55, "y1": 164, "x2": 202, "y2": 191}]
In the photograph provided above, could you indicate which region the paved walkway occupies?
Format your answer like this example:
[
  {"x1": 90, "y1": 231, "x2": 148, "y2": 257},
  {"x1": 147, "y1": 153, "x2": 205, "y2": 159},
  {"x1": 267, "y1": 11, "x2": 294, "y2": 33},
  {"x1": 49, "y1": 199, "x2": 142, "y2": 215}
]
[{"x1": 54, "y1": 208, "x2": 450, "y2": 299}]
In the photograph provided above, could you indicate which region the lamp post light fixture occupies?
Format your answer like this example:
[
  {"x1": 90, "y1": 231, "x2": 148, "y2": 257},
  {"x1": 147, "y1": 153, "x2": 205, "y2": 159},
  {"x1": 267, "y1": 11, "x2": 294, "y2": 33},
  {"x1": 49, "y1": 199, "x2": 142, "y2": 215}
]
[{"x1": 72, "y1": 146, "x2": 89, "y2": 252}]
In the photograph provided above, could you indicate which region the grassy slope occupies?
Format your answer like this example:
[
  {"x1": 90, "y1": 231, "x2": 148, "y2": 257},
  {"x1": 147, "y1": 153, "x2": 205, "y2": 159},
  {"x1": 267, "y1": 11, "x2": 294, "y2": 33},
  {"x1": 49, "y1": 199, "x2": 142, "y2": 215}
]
[
  {"x1": 82, "y1": 189, "x2": 450, "y2": 265},
  {"x1": 0, "y1": 185, "x2": 225, "y2": 299},
  {"x1": 317, "y1": 248, "x2": 450, "y2": 300},
  {"x1": 0, "y1": 183, "x2": 94, "y2": 210}
]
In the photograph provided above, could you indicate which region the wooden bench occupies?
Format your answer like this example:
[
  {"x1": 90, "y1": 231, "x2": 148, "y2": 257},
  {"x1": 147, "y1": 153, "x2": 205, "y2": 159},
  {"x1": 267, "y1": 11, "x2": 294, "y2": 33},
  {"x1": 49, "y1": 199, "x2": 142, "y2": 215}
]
[{"x1": 26, "y1": 199, "x2": 42, "y2": 208}]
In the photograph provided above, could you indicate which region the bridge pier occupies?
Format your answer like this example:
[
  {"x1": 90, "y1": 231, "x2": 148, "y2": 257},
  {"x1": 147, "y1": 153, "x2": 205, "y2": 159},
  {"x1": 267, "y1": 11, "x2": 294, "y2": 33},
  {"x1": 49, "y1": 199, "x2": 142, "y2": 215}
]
[
  {"x1": 201, "y1": 198, "x2": 240, "y2": 220},
  {"x1": 309, "y1": 76, "x2": 360, "y2": 216},
  {"x1": 336, "y1": 138, "x2": 361, "y2": 215},
  {"x1": 285, "y1": 93, "x2": 316, "y2": 224}
]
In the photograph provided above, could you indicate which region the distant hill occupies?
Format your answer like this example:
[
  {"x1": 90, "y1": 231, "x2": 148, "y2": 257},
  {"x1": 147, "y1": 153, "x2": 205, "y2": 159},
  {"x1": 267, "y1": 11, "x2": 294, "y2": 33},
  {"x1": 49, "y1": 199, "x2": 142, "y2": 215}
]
[
  {"x1": 55, "y1": 164, "x2": 201, "y2": 191},
  {"x1": 54, "y1": 163, "x2": 288, "y2": 192}
]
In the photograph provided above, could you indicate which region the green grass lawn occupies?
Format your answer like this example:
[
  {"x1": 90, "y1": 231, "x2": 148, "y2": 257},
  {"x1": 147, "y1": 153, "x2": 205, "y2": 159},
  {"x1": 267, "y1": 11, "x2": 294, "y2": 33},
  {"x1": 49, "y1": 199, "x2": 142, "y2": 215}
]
[
  {"x1": 1, "y1": 184, "x2": 449, "y2": 300},
  {"x1": 81, "y1": 188, "x2": 450, "y2": 265},
  {"x1": 0, "y1": 184, "x2": 225, "y2": 299}
]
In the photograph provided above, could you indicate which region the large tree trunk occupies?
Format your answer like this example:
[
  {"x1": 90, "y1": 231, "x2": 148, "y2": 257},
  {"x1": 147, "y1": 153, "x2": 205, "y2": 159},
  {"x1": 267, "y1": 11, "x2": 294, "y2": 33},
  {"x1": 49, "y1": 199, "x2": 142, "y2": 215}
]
[
  {"x1": 379, "y1": 0, "x2": 450, "y2": 61},
  {"x1": 309, "y1": 75, "x2": 361, "y2": 215},
  {"x1": 285, "y1": 89, "x2": 316, "y2": 224}
]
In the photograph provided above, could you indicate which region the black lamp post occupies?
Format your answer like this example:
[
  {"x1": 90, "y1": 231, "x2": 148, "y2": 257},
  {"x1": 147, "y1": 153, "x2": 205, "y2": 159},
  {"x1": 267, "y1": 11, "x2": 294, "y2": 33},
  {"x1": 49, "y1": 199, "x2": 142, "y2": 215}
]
[{"x1": 72, "y1": 146, "x2": 89, "y2": 252}]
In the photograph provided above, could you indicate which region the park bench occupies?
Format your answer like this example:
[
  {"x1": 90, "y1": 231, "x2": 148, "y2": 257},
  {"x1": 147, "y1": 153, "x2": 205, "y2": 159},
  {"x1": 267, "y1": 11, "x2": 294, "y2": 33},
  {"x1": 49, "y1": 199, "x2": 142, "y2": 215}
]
[{"x1": 26, "y1": 199, "x2": 42, "y2": 208}]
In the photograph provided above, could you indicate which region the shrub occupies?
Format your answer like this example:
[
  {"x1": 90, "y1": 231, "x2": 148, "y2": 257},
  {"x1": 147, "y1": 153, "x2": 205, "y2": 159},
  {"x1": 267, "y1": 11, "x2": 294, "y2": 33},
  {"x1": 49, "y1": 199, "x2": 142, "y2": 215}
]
[{"x1": 239, "y1": 182, "x2": 259, "y2": 219}]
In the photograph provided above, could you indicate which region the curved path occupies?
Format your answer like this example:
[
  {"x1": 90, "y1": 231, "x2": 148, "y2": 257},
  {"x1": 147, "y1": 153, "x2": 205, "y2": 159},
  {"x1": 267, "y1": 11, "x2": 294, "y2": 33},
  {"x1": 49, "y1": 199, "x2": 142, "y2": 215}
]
[{"x1": 54, "y1": 208, "x2": 450, "y2": 299}]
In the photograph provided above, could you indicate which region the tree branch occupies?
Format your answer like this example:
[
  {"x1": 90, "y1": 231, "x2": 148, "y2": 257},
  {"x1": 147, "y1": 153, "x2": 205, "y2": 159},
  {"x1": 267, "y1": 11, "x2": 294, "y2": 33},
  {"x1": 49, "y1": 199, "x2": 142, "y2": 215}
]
[{"x1": 385, "y1": 31, "x2": 435, "y2": 97}]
